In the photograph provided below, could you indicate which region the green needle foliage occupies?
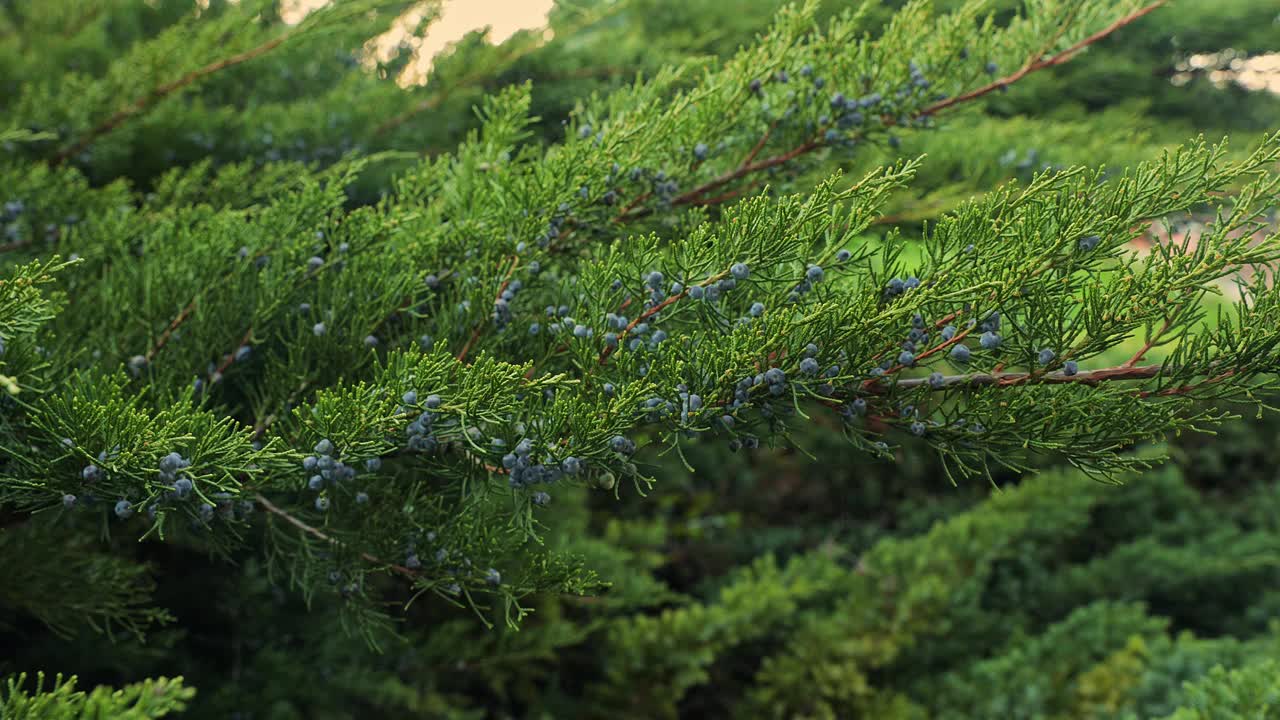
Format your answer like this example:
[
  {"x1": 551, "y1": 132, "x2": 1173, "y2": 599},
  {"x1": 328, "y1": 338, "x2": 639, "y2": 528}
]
[{"x1": 2, "y1": 0, "x2": 1280, "y2": 717}]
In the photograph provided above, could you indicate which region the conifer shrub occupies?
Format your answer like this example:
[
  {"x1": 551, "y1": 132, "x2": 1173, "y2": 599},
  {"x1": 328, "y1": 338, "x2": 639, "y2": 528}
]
[{"x1": 2, "y1": 0, "x2": 1279, "y2": 717}]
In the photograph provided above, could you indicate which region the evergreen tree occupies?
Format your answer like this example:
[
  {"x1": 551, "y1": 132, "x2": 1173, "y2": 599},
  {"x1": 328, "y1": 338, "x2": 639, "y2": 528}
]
[{"x1": 2, "y1": 0, "x2": 1279, "y2": 717}]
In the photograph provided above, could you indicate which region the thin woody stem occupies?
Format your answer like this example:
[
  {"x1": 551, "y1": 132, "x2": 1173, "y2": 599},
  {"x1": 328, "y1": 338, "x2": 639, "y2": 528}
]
[
  {"x1": 54, "y1": 34, "x2": 291, "y2": 164},
  {"x1": 619, "y1": 0, "x2": 1167, "y2": 220},
  {"x1": 254, "y1": 492, "x2": 418, "y2": 579}
]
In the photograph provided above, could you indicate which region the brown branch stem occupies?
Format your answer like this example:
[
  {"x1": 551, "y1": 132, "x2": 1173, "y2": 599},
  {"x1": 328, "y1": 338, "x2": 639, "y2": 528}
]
[
  {"x1": 254, "y1": 492, "x2": 418, "y2": 579},
  {"x1": 54, "y1": 35, "x2": 291, "y2": 164}
]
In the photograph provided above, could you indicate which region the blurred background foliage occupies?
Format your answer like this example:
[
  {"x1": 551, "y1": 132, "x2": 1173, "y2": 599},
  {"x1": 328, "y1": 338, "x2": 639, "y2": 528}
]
[{"x1": 2, "y1": 0, "x2": 1280, "y2": 717}]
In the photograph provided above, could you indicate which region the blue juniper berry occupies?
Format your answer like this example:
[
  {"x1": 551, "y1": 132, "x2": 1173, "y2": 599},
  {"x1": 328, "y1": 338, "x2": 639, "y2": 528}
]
[
  {"x1": 1063, "y1": 360, "x2": 1079, "y2": 376},
  {"x1": 62, "y1": 493, "x2": 77, "y2": 509},
  {"x1": 836, "y1": 249, "x2": 852, "y2": 262},
  {"x1": 315, "y1": 497, "x2": 330, "y2": 511},
  {"x1": 980, "y1": 331, "x2": 1001, "y2": 350},
  {"x1": 1038, "y1": 348, "x2": 1056, "y2": 364},
  {"x1": 731, "y1": 262, "x2": 750, "y2": 280},
  {"x1": 114, "y1": 499, "x2": 133, "y2": 518},
  {"x1": 950, "y1": 343, "x2": 971, "y2": 363}
]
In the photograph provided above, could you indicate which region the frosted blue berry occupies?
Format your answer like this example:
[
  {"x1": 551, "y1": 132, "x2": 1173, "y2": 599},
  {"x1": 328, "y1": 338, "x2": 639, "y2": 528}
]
[
  {"x1": 897, "y1": 350, "x2": 915, "y2": 367},
  {"x1": 531, "y1": 491, "x2": 551, "y2": 506},
  {"x1": 645, "y1": 271, "x2": 664, "y2": 289},
  {"x1": 82, "y1": 464, "x2": 101, "y2": 482},
  {"x1": 171, "y1": 477, "x2": 193, "y2": 499},
  {"x1": 1078, "y1": 234, "x2": 1101, "y2": 251},
  {"x1": 688, "y1": 285, "x2": 704, "y2": 300},
  {"x1": 604, "y1": 332, "x2": 618, "y2": 347},
  {"x1": 62, "y1": 493, "x2": 77, "y2": 509},
  {"x1": 562, "y1": 456, "x2": 581, "y2": 475},
  {"x1": 424, "y1": 274, "x2": 440, "y2": 289},
  {"x1": 365, "y1": 457, "x2": 382, "y2": 472},
  {"x1": 670, "y1": 281, "x2": 684, "y2": 295},
  {"x1": 314, "y1": 497, "x2": 330, "y2": 511},
  {"x1": 910, "y1": 421, "x2": 927, "y2": 437},
  {"x1": 693, "y1": 143, "x2": 709, "y2": 160},
  {"x1": 887, "y1": 278, "x2": 905, "y2": 294},
  {"x1": 610, "y1": 435, "x2": 633, "y2": 454},
  {"x1": 314, "y1": 439, "x2": 334, "y2": 456},
  {"x1": 979, "y1": 331, "x2": 1001, "y2": 350},
  {"x1": 731, "y1": 262, "x2": 750, "y2": 280},
  {"x1": 234, "y1": 346, "x2": 251, "y2": 362},
  {"x1": 308, "y1": 475, "x2": 324, "y2": 491},
  {"x1": 313, "y1": 322, "x2": 326, "y2": 336},
  {"x1": 836, "y1": 249, "x2": 852, "y2": 262},
  {"x1": 573, "y1": 324, "x2": 591, "y2": 338},
  {"x1": 806, "y1": 264, "x2": 825, "y2": 283},
  {"x1": 928, "y1": 372, "x2": 945, "y2": 389},
  {"x1": 1063, "y1": 360, "x2": 1079, "y2": 376},
  {"x1": 602, "y1": 383, "x2": 616, "y2": 397},
  {"x1": 364, "y1": 335, "x2": 379, "y2": 347},
  {"x1": 425, "y1": 394, "x2": 442, "y2": 409},
  {"x1": 112, "y1": 499, "x2": 133, "y2": 518},
  {"x1": 749, "y1": 302, "x2": 765, "y2": 317},
  {"x1": 904, "y1": 277, "x2": 921, "y2": 290},
  {"x1": 355, "y1": 492, "x2": 369, "y2": 504},
  {"x1": 800, "y1": 357, "x2": 820, "y2": 375},
  {"x1": 650, "y1": 329, "x2": 667, "y2": 344},
  {"x1": 406, "y1": 553, "x2": 422, "y2": 570},
  {"x1": 852, "y1": 398, "x2": 867, "y2": 415},
  {"x1": 950, "y1": 343, "x2": 971, "y2": 363},
  {"x1": 160, "y1": 452, "x2": 186, "y2": 473},
  {"x1": 985, "y1": 61, "x2": 998, "y2": 75},
  {"x1": 1037, "y1": 348, "x2": 1056, "y2": 364},
  {"x1": 941, "y1": 325, "x2": 956, "y2": 341},
  {"x1": 307, "y1": 256, "x2": 324, "y2": 271},
  {"x1": 485, "y1": 568, "x2": 502, "y2": 586}
]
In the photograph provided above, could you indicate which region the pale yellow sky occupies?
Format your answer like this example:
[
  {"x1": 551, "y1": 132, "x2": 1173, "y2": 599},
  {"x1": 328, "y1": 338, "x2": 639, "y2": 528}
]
[{"x1": 283, "y1": 0, "x2": 556, "y2": 83}]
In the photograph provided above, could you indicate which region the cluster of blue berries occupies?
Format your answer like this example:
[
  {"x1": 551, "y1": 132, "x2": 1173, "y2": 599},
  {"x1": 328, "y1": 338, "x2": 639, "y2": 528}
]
[
  {"x1": 492, "y1": 278, "x2": 524, "y2": 329},
  {"x1": 501, "y1": 437, "x2": 574, "y2": 491},
  {"x1": 404, "y1": 393, "x2": 443, "y2": 453},
  {"x1": 883, "y1": 275, "x2": 922, "y2": 301},
  {"x1": 158, "y1": 451, "x2": 195, "y2": 502},
  {"x1": 978, "y1": 311, "x2": 1002, "y2": 351},
  {"x1": 303, "y1": 439, "x2": 360, "y2": 510}
]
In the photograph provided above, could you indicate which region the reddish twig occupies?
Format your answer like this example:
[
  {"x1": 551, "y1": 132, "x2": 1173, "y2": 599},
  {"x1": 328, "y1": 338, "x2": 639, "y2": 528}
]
[
  {"x1": 54, "y1": 35, "x2": 291, "y2": 164},
  {"x1": 618, "y1": 1, "x2": 1166, "y2": 221},
  {"x1": 597, "y1": 272, "x2": 728, "y2": 364},
  {"x1": 916, "y1": 1, "x2": 1169, "y2": 118},
  {"x1": 1123, "y1": 315, "x2": 1173, "y2": 368},
  {"x1": 146, "y1": 299, "x2": 198, "y2": 363},
  {"x1": 456, "y1": 255, "x2": 519, "y2": 363}
]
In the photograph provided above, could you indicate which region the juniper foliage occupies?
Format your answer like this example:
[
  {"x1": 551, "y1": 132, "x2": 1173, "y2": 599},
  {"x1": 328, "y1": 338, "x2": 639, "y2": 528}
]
[{"x1": 2, "y1": 0, "x2": 1280, "y2": 717}]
